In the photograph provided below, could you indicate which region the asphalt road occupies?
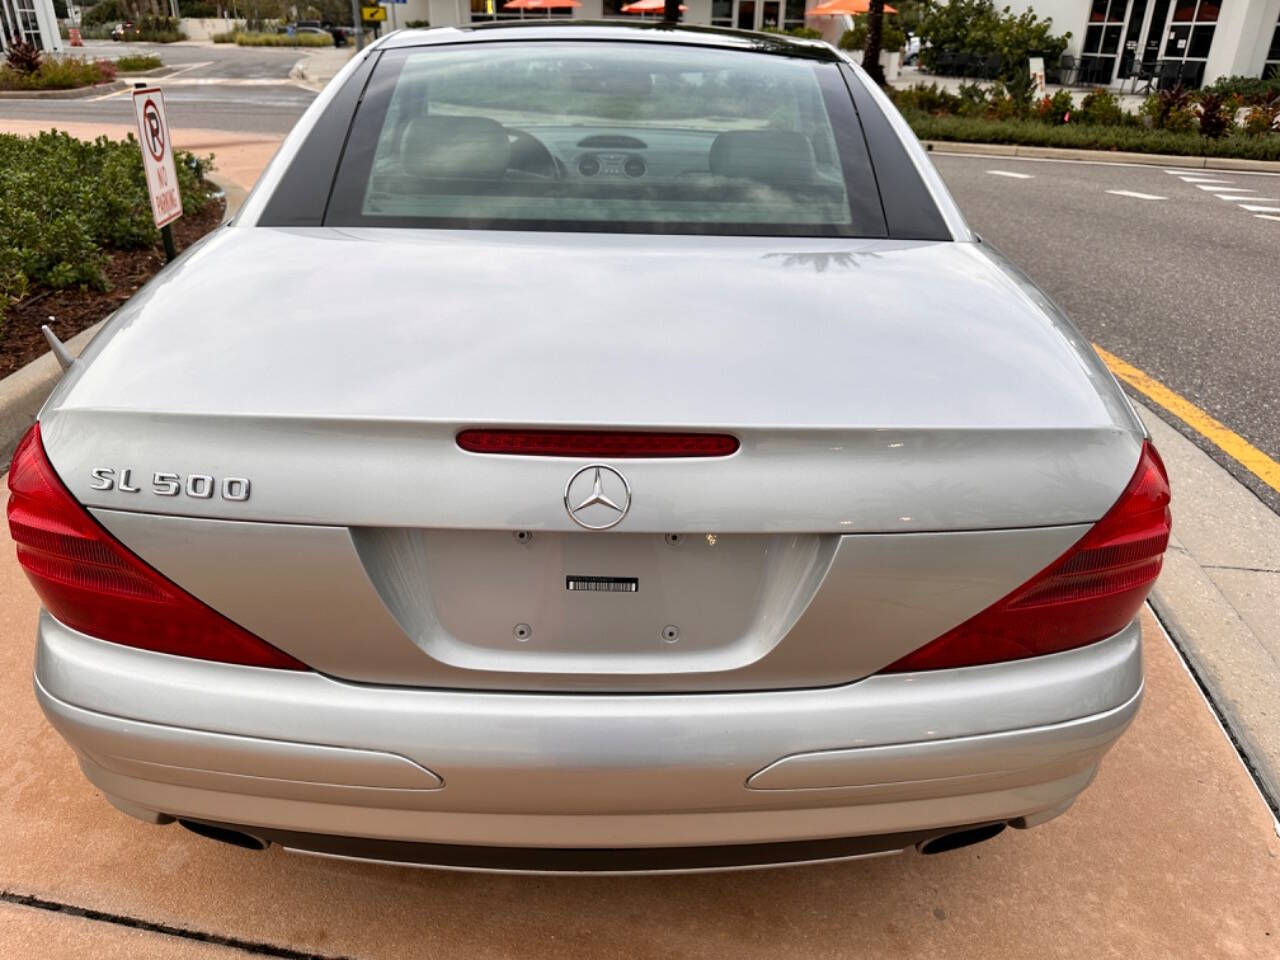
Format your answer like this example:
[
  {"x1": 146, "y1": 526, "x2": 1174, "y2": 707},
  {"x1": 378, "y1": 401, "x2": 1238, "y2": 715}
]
[
  {"x1": 0, "y1": 41, "x2": 315, "y2": 134},
  {"x1": 932, "y1": 153, "x2": 1280, "y2": 512}
]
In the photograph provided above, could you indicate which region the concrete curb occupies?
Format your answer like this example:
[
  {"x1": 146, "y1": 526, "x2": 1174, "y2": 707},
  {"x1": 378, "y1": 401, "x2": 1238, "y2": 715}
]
[
  {"x1": 0, "y1": 80, "x2": 126, "y2": 100},
  {"x1": 1136, "y1": 402, "x2": 1280, "y2": 814},
  {"x1": 924, "y1": 139, "x2": 1280, "y2": 173},
  {"x1": 0, "y1": 322, "x2": 102, "y2": 461}
]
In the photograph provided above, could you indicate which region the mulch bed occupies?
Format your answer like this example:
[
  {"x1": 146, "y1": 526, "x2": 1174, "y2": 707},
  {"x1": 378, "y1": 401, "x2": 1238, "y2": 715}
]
[{"x1": 0, "y1": 194, "x2": 226, "y2": 380}]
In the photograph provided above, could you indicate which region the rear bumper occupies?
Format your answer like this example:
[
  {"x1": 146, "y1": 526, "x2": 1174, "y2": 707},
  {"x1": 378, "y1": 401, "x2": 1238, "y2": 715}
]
[{"x1": 35, "y1": 611, "x2": 1143, "y2": 861}]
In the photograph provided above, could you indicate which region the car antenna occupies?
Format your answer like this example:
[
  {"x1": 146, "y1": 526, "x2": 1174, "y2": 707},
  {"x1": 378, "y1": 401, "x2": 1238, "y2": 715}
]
[{"x1": 42, "y1": 325, "x2": 76, "y2": 372}]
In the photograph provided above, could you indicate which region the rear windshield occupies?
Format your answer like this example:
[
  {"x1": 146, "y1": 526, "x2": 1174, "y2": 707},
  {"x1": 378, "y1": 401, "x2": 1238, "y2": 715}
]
[{"x1": 326, "y1": 42, "x2": 887, "y2": 237}]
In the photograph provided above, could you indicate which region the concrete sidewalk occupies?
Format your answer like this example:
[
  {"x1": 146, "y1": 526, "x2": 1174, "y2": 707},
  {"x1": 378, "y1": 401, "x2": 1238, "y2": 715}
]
[{"x1": 291, "y1": 45, "x2": 356, "y2": 91}]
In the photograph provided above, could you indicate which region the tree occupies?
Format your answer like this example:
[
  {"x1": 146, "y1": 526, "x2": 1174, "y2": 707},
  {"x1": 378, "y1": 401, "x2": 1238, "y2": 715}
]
[{"x1": 862, "y1": 0, "x2": 886, "y2": 86}]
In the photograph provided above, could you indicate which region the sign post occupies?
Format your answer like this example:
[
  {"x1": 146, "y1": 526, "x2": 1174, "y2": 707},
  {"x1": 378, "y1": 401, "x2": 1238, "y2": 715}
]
[
  {"x1": 131, "y1": 86, "x2": 182, "y2": 262},
  {"x1": 1029, "y1": 56, "x2": 1046, "y2": 100}
]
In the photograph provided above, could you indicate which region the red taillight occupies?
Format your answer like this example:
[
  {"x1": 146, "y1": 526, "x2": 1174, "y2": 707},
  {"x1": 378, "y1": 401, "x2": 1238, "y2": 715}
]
[
  {"x1": 883, "y1": 441, "x2": 1171, "y2": 673},
  {"x1": 457, "y1": 429, "x2": 740, "y2": 458},
  {"x1": 6, "y1": 424, "x2": 307, "y2": 670}
]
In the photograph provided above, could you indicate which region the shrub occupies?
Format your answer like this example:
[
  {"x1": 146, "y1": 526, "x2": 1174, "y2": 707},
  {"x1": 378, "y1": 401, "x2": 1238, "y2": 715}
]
[
  {"x1": 1079, "y1": 88, "x2": 1124, "y2": 125},
  {"x1": 211, "y1": 28, "x2": 240, "y2": 41},
  {"x1": 918, "y1": 0, "x2": 1070, "y2": 82},
  {"x1": 0, "y1": 131, "x2": 215, "y2": 323},
  {"x1": 1201, "y1": 74, "x2": 1280, "y2": 105},
  {"x1": 0, "y1": 57, "x2": 116, "y2": 90},
  {"x1": 4, "y1": 39, "x2": 42, "y2": 74},
  {"x1": 903, "y1": 111, "x2": 1280, "y2": 160},
  {"x1": 889, "y1": 82, "x2": 965, "y2": 115},
  {"x1": 838, "y1": 15, "x2": 906, "y2": 53},
  {"x1": 404, "y1": 18, "x2": 429, "y2": 26},
  {"x1": 1140, "y1": 86, "x2": 1196, "y2": 134},
  {"x1": 1242, "y1": 98, "x2": 1280, "y2": 137},
  {"x1": 1034, "y1": 87, "x2": 1074, "y2": 124},
  {"x1": 233, "y1": 30, "x2": 333, "y2": 45},
  {"x1": 81, "y1": 0, "x2": 123, "y2": 25},
  {"x1": 115, "y1": 54, "x2": 163, "y2": 72},
  {"x1": 1195, "y1": 91, "x2": 1234, "y2": 139}
]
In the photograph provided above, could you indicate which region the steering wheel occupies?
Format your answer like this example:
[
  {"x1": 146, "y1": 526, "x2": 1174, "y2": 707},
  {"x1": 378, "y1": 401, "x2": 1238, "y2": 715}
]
[{"x1": 505, "y1": 129, "x2": 563, "y2": 181}]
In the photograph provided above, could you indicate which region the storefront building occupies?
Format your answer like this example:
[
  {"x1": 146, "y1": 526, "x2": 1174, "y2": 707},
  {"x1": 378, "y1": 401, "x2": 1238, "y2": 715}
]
[
  {"x1": 403, "y1": 0, "x2": 805, "y2": 37},
  {"x1": 1006, "y1": 0, "x2": 1280, "y2": 87},
  {"x1": 0, "y1": 0, "x2": 62, "y2": 53}
]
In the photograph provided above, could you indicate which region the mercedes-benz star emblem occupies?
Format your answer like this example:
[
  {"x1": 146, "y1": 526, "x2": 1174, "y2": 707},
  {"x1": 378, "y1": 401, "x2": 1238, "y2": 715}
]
[{"x1": 564, "y1": 464, "x2": 631, "y2": 531}]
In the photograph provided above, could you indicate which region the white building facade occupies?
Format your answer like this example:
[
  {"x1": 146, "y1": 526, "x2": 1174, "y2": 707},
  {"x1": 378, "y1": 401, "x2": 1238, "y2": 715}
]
[
  {"x1": 393, "y1": 0, "x2": 806, "y2": 37},
  {"x1": 1005, "y1": 0, "x2": 1280, "y2": 87},
  {"x1": 0, "y1": 0, "x2": 63, "y2": 53}
]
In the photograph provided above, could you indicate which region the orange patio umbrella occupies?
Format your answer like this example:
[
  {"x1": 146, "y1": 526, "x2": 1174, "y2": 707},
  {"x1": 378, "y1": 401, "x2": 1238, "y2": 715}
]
[
  {"x1": 621, "y1": 0, "x2": 688, "y2": 10},
  {"x1": 806, "y1": 0, "x2": 897, "y2": 14}
]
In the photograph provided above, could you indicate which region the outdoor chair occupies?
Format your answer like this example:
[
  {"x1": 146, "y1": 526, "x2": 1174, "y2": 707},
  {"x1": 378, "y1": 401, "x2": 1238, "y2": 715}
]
[
  {"x1": 1155, "y1": 59, "x2": 1183, "y2": 91},
  {"x1": 1054, "y1": 53, "x2": 1079, "y2": 85},
  {"x1": 1129, "y1": 60, "x2": 1158, "y2": 95}
]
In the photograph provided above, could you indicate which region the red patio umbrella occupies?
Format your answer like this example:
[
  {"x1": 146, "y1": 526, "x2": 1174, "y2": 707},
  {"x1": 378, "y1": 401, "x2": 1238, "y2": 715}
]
[{"x1": 806, "y1": 0, "x2": 897, "y2": 14}]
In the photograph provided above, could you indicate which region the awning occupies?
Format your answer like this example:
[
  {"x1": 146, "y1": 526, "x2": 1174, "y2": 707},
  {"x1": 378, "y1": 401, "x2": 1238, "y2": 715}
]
[{"x1": 806, "y1": 0, "x2": 898, "y2": 15}]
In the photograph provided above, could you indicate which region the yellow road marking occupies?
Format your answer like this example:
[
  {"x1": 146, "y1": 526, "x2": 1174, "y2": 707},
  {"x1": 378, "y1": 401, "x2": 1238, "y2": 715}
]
[{"x1": 1094, "y1": 344, "x2": 1280, "y2": 494}]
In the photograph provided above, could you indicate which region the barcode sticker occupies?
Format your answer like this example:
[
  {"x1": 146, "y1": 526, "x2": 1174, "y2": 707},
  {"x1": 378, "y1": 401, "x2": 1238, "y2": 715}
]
[{"x1": 566, "y1": 576, "x2": 639, "y2": 593}]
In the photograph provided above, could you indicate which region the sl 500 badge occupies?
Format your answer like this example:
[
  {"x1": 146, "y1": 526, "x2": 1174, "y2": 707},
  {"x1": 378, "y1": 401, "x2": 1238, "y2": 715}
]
[{"x1": 89, "y1": 468, "x2": 250, "y2": 502}]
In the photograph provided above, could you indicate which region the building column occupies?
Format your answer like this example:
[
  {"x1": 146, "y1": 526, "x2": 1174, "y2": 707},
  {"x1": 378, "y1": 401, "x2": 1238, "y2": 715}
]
[{"x1": 1203, "y1": 0, "x2": 1280, "y2": 81}]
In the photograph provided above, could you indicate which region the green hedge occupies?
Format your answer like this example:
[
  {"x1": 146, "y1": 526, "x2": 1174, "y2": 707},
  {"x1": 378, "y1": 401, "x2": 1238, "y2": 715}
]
[
  {"x1": 0, "y1": 57, "x2": 117, "y2": 91},
  {"x1": 115, "y1": 54, "x2": 163, "y2": 72},
  {"x1": 905, "y1": 112, "x2": 1280, "y2": 161},
  {"x1": 233, "y1": 31, "x2": 333, "y2": 46},
  {"x1": 0, "y1": 131, "x2": 216, "y2": 325}
]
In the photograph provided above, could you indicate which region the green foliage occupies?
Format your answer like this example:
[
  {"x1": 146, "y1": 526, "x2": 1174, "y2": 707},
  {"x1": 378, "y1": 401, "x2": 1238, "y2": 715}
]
[
  {"x1": 404, "y1": 18, "x2": 430, "y2": 27},
  {"x1": 1195, "y1": 92, "x2": 1234, "y2": 139},
  {"x1": 903, "y1": 111, "x2": 1280, "y2": 160},
  {"x1": 1201, "y1": 74, "x2": 1280, "y2": 105},
  {"x1": 1140, "y1": 86, "x2": 1196, "y2": 133},
  {"x1": 1034, "y1": 87, "x2": 1074, "y2": 124},
  {"x1": 0, "y1": 131, "x2": 215, "y2": 323},
  {"x1": 233, "y1": 30, "x2": 333, "y2": 45},
  {"x1": 918, "y1": 0, "x2": 1070, "y2": 82},
  {"x1": 112, "y1": 15, "x2": 185, "y2": 41},
  {"x1": 1242, "y1": 98, "x2": 1280, "y2": 137},
  {"x1": 839, "y1": 14, "x2": 907, "y2": 53},
  {"x1": 82, "y1": 0, "x2": 123, "y2": 24},
  {"x1": 0, "y1": 57, "x2": 117, "y2": 90},
  {"x1": 4, "y1": 39, "x2": 42, "y2": 74},
  {"x1": 1079, "y1": 87, "x2": 1123, "y2": 125},
  {"x1": 115, "y1": 54, "x2": 163, "y2": 72},
  {"x1": 211, "y1": 27, "x2": 243, "y2": 41}
]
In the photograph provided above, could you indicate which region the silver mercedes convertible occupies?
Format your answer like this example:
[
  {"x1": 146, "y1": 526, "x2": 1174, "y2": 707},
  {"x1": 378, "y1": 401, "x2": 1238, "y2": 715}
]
[{"x1": 11, "y1": 22, "x2": 1170, "y2": 873}]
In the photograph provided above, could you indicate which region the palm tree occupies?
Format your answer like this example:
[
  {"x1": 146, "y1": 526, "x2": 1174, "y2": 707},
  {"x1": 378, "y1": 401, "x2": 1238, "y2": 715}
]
[{"x1": 862, "y1": 0, "x2": 886, "y2": 86}]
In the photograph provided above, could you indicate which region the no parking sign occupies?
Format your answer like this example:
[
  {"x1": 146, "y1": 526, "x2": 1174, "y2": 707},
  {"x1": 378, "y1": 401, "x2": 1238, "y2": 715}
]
[{"x1": 132, "y1": 87, "x2": 183, "y2": 230}]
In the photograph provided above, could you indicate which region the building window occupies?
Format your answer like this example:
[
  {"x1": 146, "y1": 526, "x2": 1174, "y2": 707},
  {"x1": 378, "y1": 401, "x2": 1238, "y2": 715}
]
[
  {"x1": 1081, "y1": 0, "x2": 1129, "y2": 84},
  {"x1": 711, "y1": 0, "x2": 732, "y2": 25},
  {"x1": 1159, "y1": 0, "x2": 1220, "y2": 86},
  {"x1": 1266, "y1": 15, "x2": 1279, "y2": 78}
]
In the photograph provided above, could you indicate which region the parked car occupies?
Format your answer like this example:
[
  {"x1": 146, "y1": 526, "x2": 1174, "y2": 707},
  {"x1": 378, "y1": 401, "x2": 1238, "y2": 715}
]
[{"x1": 14, "y1": 21, "x2": 1168, "y2": 874}]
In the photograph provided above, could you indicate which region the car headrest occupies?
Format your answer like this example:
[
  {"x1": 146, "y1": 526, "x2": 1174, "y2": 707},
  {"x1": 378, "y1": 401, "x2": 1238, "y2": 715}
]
[
  {"x1": 709, "y1": 130, "x2": 817, "y2": 185},
  {"x1": 401, "y1": 116, "x2": 511, "y2": 179}
]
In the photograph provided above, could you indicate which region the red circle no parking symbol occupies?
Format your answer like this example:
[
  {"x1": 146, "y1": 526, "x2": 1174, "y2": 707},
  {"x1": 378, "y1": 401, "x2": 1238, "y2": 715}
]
[{"x1": 141, "y1": 98, "x2": 165, "y2": 163}]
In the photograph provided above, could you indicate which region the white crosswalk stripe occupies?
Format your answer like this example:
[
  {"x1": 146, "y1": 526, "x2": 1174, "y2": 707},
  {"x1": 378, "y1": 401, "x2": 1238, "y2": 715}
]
[{"x1": 1165, "y1": 169, "x2": 1280, "y2": 225}]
